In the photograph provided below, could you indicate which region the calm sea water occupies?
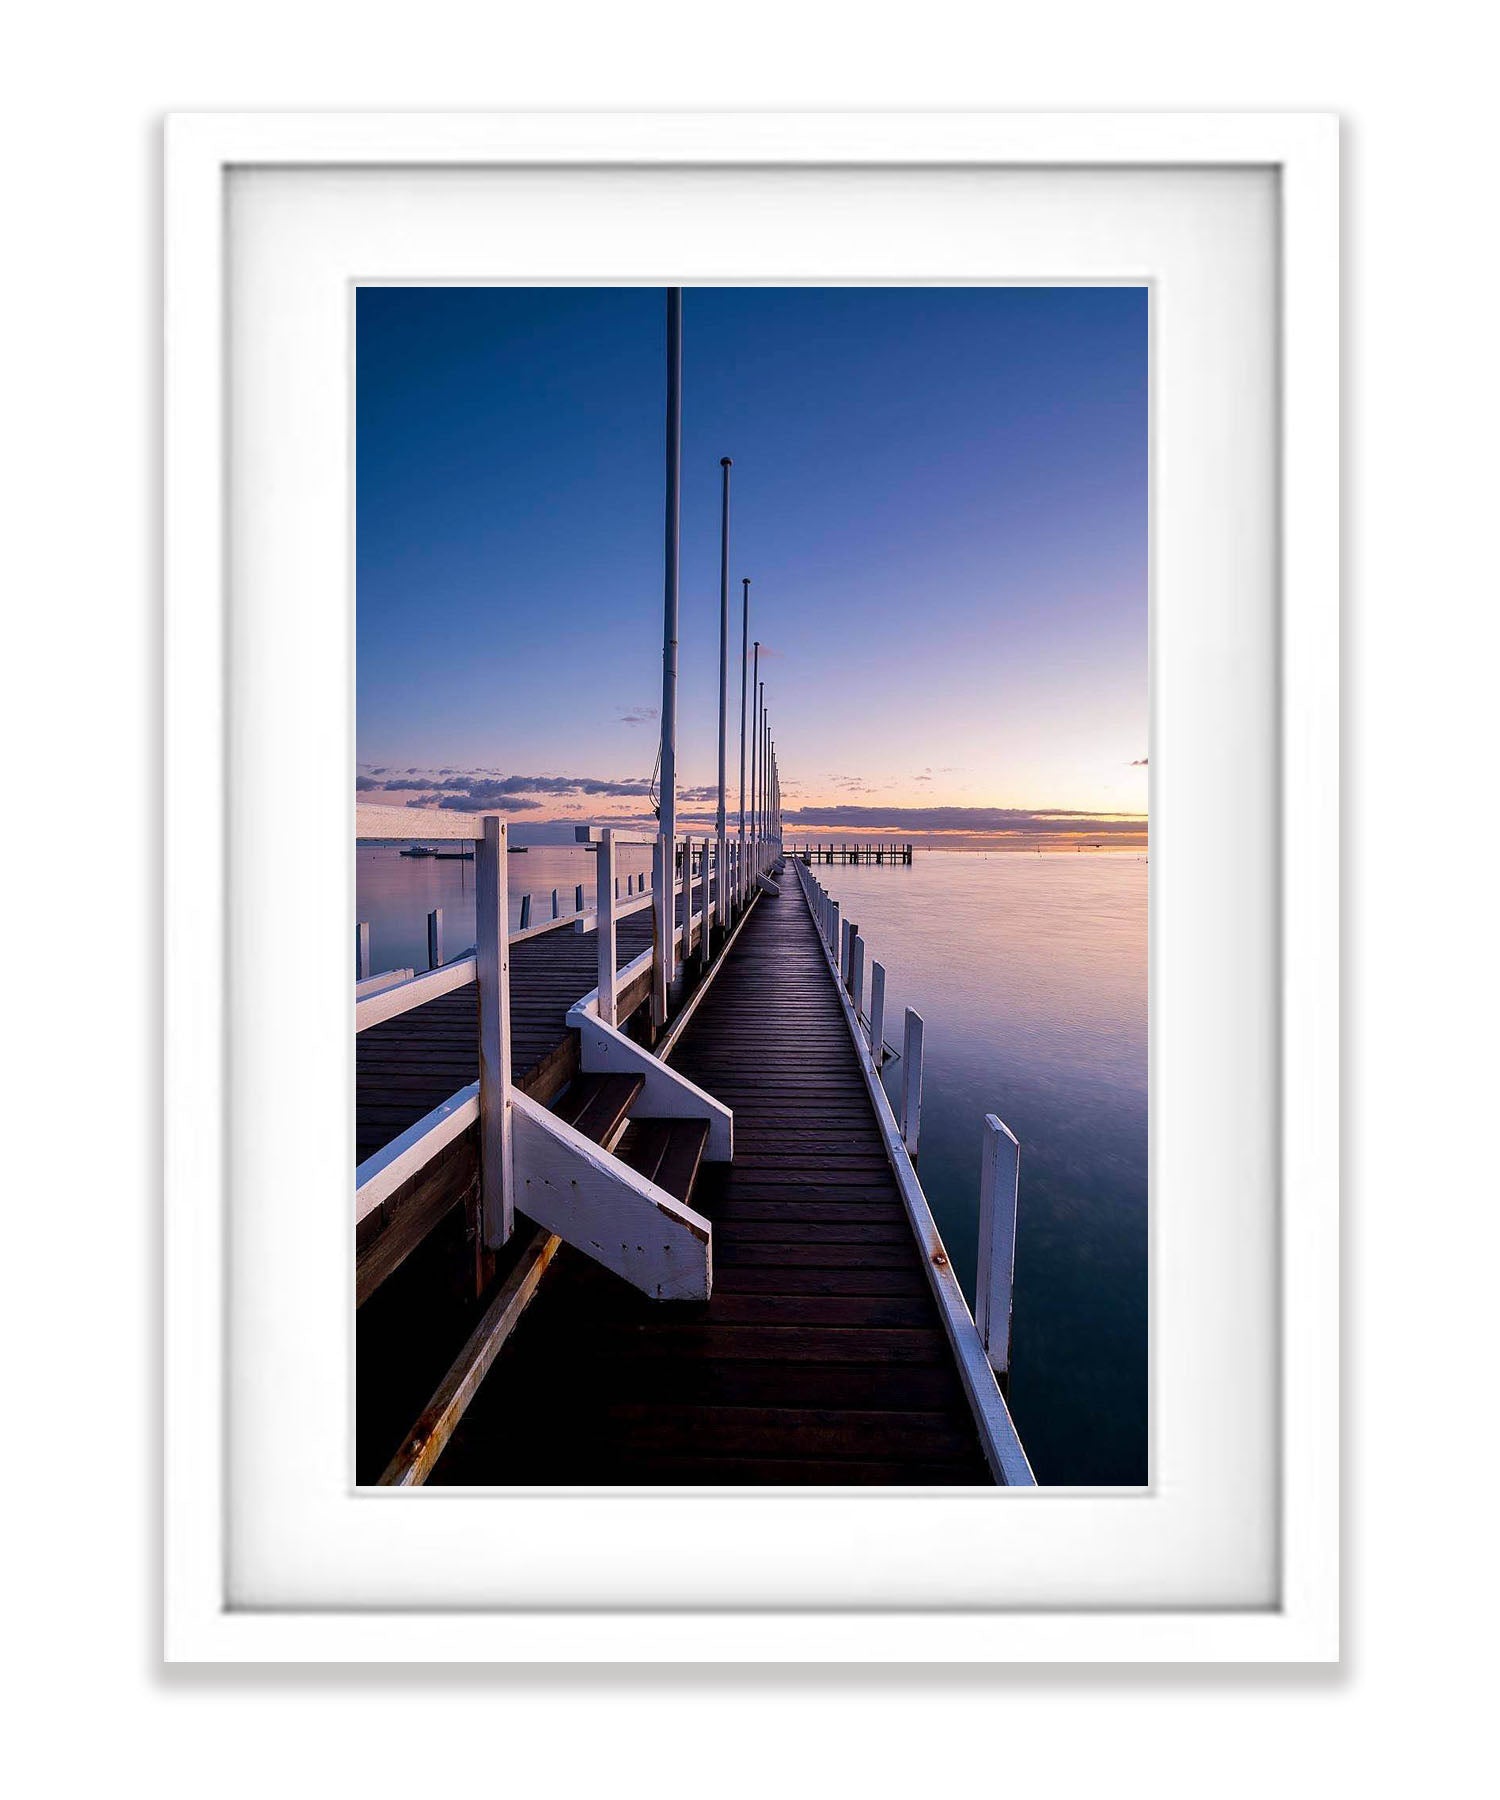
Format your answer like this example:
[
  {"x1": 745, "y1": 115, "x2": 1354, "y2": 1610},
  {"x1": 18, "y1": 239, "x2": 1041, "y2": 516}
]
[
  {"x1": 356, "y1": 841, "x2": 659, "y2": 972},
  {"x1": 356, "y1": 842, "x2": 1147, "y2": 1485},
  {"x1": 814, "y1": 851, "x2": 1147, "y2": 1485}
]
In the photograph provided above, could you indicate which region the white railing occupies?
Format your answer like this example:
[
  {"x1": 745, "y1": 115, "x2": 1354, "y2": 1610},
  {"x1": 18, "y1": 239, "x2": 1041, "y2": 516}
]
[
  {"x1": 354, "y1": 802, "x2": 778, "y2": 1251},
  {"x1": 793, "y1": 858, "x2": 1035, "y2": 1486}
]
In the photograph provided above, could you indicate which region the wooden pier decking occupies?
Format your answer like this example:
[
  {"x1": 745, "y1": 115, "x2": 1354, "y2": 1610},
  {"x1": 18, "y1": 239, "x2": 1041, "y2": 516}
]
[{"x1": 427, "y1": 879, "x2": 992, "y2": 1485}]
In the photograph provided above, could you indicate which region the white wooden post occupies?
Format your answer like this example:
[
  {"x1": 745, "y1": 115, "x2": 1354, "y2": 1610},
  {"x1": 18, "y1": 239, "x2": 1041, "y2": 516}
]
[
  {"x1": 551, "y1": 888, "x2": 560, "y2": 919},
  {"x1": 356, "y1": 921, "x2": 370, "y2": 981},
  {"x1": 840, "y1": 918, "x2": 853, "y2": 987},
  {"x1": 869, "y1": 960, "x2": 886, "y2": 1064},
  {"x1": 652, "y1": 834, "x2": 670, "y2": 1026},
  {"x1": 575, "y1": 883, "x2": 585, "y2": 914},
  {"x1": 900, "y1": 1007, "x2": 925, "y2": 1156},
  {"x1": 427, "y1": 906, "x2": 444, "y2": 970},
  {"x1": 696, "y1": 840, "x2": 707, "y2": 959},
  {"x1": 519, "y1": 893, "x2": 532, "y2": 930},
  {"x1": 476, "y1": 817, "x2": 514, "y2": 1246},
  {"x1": 680, "y1": 835, "x2": 694, "y2": 961},
  {"x1": 597, "y1": 829, "x2": 618, "y2": 1028},
  {"x1": 850, "y1": 929, "x2": 865, "y2": 1016},
  {"x1": 829, "y1": 899, "x2": 841, "y2": 963},
  {"x1": 975, "y1": 1114, "x2": 1021, "y2": 1378}
]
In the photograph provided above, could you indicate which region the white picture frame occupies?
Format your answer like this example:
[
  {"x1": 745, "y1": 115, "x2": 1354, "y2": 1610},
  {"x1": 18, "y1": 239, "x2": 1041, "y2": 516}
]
[{"x1": 165, "y1": 111, "x2": 1338, "y2": 1662}]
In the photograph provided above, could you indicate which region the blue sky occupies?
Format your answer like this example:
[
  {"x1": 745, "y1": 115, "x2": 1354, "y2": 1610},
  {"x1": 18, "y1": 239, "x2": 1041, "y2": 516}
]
[{"x1": 357, "y1": 286, "x2": 1147, "y2": 846}]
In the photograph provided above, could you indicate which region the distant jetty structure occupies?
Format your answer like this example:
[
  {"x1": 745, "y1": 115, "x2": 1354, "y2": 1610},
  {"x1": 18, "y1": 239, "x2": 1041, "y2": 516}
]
[
  {"x1": 352, "y1": 290, "x2": 1034, "y2": 1488},
  {"x1": 795, "y1": 840, "x2": 914, "y2": 865}
]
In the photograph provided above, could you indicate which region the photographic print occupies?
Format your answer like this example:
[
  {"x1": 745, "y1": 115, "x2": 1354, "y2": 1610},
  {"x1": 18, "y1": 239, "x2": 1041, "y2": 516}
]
[{"x1": 355, "y1": 285, "x2": 1147, "y2": 1489}]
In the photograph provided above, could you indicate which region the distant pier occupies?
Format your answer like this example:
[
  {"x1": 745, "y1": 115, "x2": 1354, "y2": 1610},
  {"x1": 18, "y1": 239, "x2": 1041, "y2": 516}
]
[{"x1": 796, "y1": 841, "x2": 913, "y2": 865}]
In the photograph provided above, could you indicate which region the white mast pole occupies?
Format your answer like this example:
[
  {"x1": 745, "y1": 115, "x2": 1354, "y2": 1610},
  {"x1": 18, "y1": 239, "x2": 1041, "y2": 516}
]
[
  {"x1": 715, "y1": 457, "x2": 732, "y2": 932},
  {"x1": 655, "y1": 289, "x2": 682, "y2": 1022}
]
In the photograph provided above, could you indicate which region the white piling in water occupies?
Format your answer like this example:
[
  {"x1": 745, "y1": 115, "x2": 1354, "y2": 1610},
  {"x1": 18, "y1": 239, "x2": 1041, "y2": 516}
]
[
  {"x1": 869, "y1": 960, "x2": 886, "y2": 1066},
  {"x1": 519, "y1": 893, "x2": 532, "y2": 930},
  {"x1": 900, "y1": 1008, "x2": 925, "y2": 1156},
  {"x1": 356, "y1": 921, "x2": 370, "y2": 982},
  {"x1": 976, "y1": 1114, "x2": 1021, "y2": 1378}
]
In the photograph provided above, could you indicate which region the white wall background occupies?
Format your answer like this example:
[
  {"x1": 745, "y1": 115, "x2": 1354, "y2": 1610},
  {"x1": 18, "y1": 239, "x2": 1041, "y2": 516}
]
[{"x1": 2, "y1": 3, "x2": 1494, "y2": 1791}]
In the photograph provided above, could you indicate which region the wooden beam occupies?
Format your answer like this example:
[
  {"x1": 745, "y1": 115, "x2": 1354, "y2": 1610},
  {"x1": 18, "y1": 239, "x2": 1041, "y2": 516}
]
[
  {"x1": 377, "y1": 1227, "x2": 561, "y2": 1485},
  {"x1": 512, "y1": 1093, "x2": 712, "y2": 1301}
]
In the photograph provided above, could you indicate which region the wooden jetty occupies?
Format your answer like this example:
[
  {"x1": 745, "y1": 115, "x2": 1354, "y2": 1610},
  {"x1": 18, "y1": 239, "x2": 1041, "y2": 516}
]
[
  {"x1": 355, "y1": 803, "x2": 1033, "y2": 1488},
  {"x1": 796, "y1": 841, "x2": 914, "y2": 865}
]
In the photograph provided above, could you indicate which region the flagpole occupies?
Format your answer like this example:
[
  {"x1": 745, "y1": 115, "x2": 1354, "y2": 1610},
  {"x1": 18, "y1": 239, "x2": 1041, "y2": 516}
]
[
  {"x1": 655, "y1": 288, "x2": 682, "y2": 1023},
  {"x1": 757, "y1": 680, "x2": 766, "y2": 879},
  {"x1": 749, "y1": 643, "x2": 761, "y2": 880},
  {"x1": 715, "y1": 457, "x2": 732, "y2": 932},
  {"x1": 738, "y1": 579, "x2": 751, "y2": 904}
]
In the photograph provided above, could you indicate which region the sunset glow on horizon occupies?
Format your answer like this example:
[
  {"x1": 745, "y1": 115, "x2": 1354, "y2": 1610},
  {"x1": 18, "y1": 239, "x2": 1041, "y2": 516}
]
[{"x1": 357, "y1": 286, "x2": 1147, "y2": 847}]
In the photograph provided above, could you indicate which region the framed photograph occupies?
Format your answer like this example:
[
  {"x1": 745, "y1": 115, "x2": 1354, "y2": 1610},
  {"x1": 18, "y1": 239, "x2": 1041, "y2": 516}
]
[{"x1": 165, "y1": 112, "x2": 1337, "y2": 1661}]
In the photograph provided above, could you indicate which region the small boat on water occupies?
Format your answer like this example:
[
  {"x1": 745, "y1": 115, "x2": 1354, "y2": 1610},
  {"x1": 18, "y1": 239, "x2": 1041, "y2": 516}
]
[{"x1": 398, "y1": 845, "x2": 436, "y2": 858}]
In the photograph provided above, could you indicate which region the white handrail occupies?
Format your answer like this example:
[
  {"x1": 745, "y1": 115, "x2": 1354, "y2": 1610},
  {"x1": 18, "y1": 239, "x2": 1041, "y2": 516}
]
[
  {"x1": 355, "y1": 1082, "x2": 480, "y2": 1224},
  {"x1": 356, "y1": 954, "x2": 477, "y2": 1032}
]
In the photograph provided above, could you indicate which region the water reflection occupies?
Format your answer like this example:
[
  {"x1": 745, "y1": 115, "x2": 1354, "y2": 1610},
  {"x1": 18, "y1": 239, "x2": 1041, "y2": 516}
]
[{"x1": 816, "y1": 851, "x2": 1147, "y2": 1486}]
